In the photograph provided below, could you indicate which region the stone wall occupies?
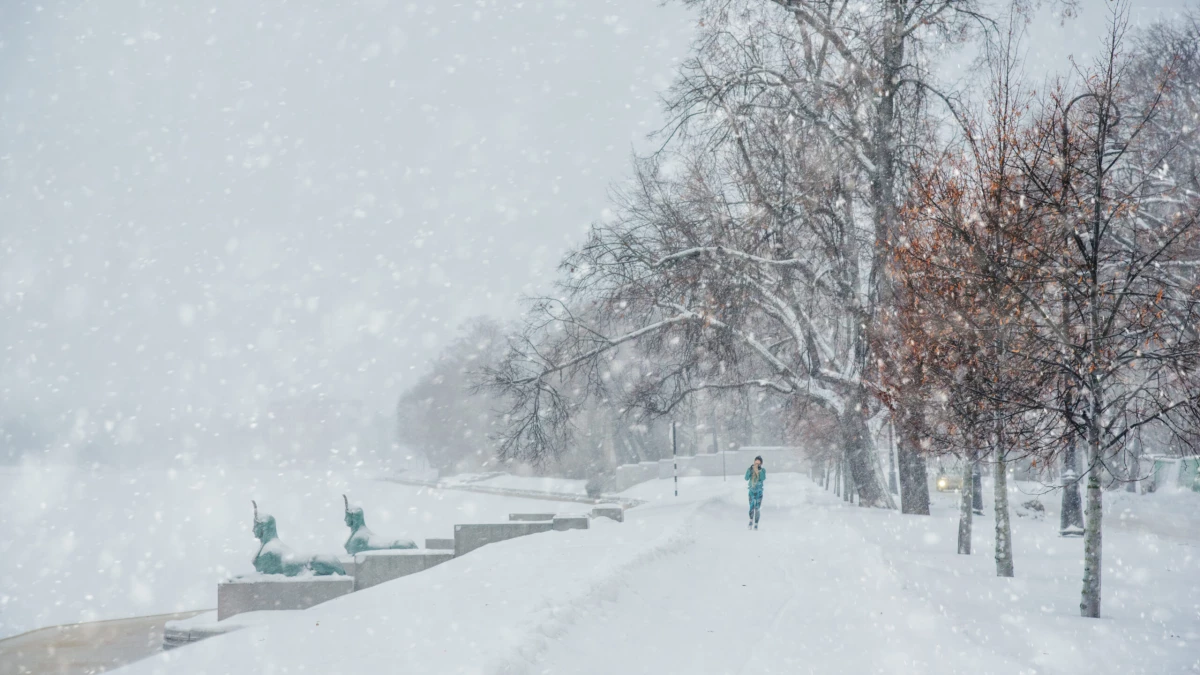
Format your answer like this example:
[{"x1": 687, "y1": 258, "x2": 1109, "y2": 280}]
[
  {"x1": 453, "y1": 521, "x2": 556, "y2": 557},
  {"x1": 353, "y1": 550, "x2": 454, "y2": 591},
  {"x1": 616, "y1": 447, "x2": 803, "y2": 491},
  {"x1": 217, "y1": 575, "x2": 355, "y2": 621}
]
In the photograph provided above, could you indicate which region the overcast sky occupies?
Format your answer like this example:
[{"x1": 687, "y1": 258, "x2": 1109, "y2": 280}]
[
  {"x1": 0, "y1": 0, "x2": 697, "y2": 460},
  {"x1": 0, "y1": 0, "x2": 1194, "y2": 462}
]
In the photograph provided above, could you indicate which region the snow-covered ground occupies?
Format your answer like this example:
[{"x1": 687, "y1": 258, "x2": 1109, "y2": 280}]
[
  {"x1": 111, "y1": 473, "x2": 1198, "y2": 675},
  {"x1": 0, "y1": 463, "x2": 594, "y2": 639}
]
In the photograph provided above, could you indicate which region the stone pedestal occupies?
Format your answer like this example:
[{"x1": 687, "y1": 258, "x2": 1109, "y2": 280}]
[
  {"x1": 353, "y1": 550, "x2": 455, "y2": 591},
  {"x1": 453, "y1": 521, "x2": 554, "y2": 557},
  {"x1": 552, "y1": 516, "x2": 589, "y2": 531},
  {"x1": 591, "y1": 505, "x2": 624, "y2": 522},
  {"x1": 509, "y1": 513, "x2": 556, "y2": 521},
  {"x1": 425, "y1": 538, "x2": 455, "y2": 551},
  {"x1": 217, "y1": 575, "x2": 354, "y2": 620}
]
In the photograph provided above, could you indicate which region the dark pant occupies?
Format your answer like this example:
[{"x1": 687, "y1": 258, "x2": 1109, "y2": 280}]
[{"x1": 748, "y1": 490, "x2": 763, "y2": 523}]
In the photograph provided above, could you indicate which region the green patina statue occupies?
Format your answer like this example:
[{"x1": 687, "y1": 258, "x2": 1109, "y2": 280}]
[
  {"x1": 252, "y1": 501, "x2": 346, "y2": 576},
  {"x1": 343, "y1": 494, "x2": 417, "y2": 555}
]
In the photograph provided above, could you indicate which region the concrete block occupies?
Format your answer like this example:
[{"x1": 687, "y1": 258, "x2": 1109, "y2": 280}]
[
  {"x1": 425, "y1": 538, "x2": 455, "y2": 551},
  {"x1": 454, "y1": 521, "x2": 554, "y2": 557},
  {"x1": 552, "y1": 516, "x2": 589, "y2": 531},
  {"x1": 591, "y1": 505, "x2": 624, "y2": 522},
  {"x1": 353, "y1": 549, "x2": 455, "y2": 591},
  {"x1": 217, "y1": 574, "x2": 354, "y2": 620},
  {"x1": 508, "y1": 513, "x2": 556, "y2": 521},
  {"x1": 337, "y1": 555, "x2": 357, "y2": 577}
]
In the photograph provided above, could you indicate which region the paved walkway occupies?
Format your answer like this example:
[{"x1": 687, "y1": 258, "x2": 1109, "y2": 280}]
[
  {"x1": 0, "y1": 610, "x2": 208, "y2": 675},
  {"x1": 533, "y1": 482, "x2": 1023, "y2": 674}
]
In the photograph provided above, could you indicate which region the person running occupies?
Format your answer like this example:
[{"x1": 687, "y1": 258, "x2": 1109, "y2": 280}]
[{"x1": 745, "y1": 455, "x2": 766, "y2": 529}]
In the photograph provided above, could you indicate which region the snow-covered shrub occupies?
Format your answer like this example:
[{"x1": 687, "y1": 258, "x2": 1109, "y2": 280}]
[
  {"x1": 1015, "y1": 499, "x2": 1046, "y2": 520},
  {"x1": 585, "y1": 476, "x2": 606, "y2": 498}
]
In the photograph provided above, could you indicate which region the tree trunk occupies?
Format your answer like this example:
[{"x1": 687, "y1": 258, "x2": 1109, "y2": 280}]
[
  {"x1": 994, "y1": 450, "x2": 1014, "y2": 577},
  {"x1": 845, "y1": 456, "x2": 854, "y2": 503},
  {"x1": 887, "y1": 421, "x2": 899, "y2": 495},
  {"x1": 834, "y1": 458, "x2": 842, "y2": 497},
  {"x1": 849, "y1": 465, "x2": 857, "y2": 505},
  {"x1": 971, "y1": 461, "x2": 984, "y2": 515},
  {"x1": 604, "y1": 409, "x2": 619, "y2": 467},
  {"x1": 1080, "y1": 266, "x2": 1104, "y2": 618},
  {"x1": 1124, "y1": 428, "x2": 1142, "y2": 493},
  {"x1": 1080, "y1": 429, "x2": 1104, "y2": 618},
  {"x1": 957, "y1": 459, "x2": 974, "y2": 555},
  {"x1": 895, "y1": 414, "x2": 931, "y2": 515},
  {"x1": 742, "y1": 391, "x2": 756, "y2": 446},
  {"x1": 710, "y1": 397, "x2": 720, "y2": 455},
  {"x1": 840, "y1": 401, "x2": 884, "y2": 506},
  {"x1": 1128, "y1": 427, "x2": 1147, "y2": 492},
  {"x1": 1060, "y1": 433, "x2": 1084, "y2": 536},
  {"x1": 843, "y1": 457, "x2": 852, "y2": 502}
]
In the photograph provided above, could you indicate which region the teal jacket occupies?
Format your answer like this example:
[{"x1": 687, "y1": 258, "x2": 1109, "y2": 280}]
[{"x1": 745, "y1": 466, "x2": 766, "y2": 492}]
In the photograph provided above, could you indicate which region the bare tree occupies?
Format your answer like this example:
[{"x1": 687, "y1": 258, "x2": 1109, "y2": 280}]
[
  {"x1": 673, "y1": 0, "x2": 1003, "y2": 510},
  {"x1": 488, "y1": 0, "x2": 1002, "y2": 507},
  {"x1": 1012, "y1": 4, "x2": 1200, "y2": 618},
  {"x1": 893, "y1": 10, "x2": 1057, "y2": 574},
  {"x1": 488, "y1": 127, "x2": 896, "y2": 503},
  {"x1": 396, "y1": 317, "x2": 509, "y2": 473}
]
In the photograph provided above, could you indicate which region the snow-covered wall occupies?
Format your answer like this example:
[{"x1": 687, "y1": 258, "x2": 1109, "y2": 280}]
[{"x1": 615, "y1": 448, "x2": 803, "y2": 491}]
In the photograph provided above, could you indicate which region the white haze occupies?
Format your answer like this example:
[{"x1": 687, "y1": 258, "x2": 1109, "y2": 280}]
[{"x1": 0, "y1": 0, "x2": 695, "y2": 464}]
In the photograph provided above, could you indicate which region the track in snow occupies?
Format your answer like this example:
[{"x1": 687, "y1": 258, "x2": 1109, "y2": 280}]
[{"x1": 534, "y1": 478, "x2": 1029, "y2": 675}]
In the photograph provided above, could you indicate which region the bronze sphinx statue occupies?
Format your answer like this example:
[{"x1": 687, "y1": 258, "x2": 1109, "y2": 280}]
[
  {"x1": 343, "y1": 495, "x2": 417, "y2": 555},
  {"x1": 252, "y1": 501, "x2": 346, "y2": 576}
]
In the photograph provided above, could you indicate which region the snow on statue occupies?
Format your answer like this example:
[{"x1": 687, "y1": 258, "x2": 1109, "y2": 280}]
[
  {"x1": 251, "y1": 501, "x2": 346, "y2": 576},
  {"x1": 342, "y1": 494, "x2": 417, "y2": 555}
]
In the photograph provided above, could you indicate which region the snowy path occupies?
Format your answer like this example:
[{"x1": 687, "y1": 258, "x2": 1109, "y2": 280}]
[
  {"x1": 535, "y1": 481, "x2": 1024, "y2": 675},
  {"x1": 110, "y1": 474, "x2": 1198, "y2": 675}
]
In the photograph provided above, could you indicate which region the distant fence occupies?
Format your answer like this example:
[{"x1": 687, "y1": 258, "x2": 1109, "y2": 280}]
[{"x1": 614, "y1": 446, "x2": 804, "y2": 492}]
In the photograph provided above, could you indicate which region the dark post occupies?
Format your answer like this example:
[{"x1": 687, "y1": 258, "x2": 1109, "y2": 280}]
[{"x1": 672, "y1": 421, "x2": 678, "y2": 497}]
